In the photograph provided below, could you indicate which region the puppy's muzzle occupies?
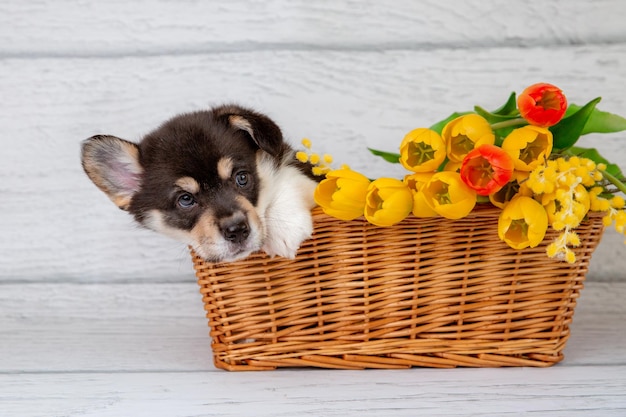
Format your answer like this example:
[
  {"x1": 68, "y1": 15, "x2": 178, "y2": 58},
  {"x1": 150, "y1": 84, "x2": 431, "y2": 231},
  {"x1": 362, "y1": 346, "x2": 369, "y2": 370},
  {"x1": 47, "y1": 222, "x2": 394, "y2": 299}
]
[{"x1": 219, "y1": 214, "x2": 250, "y2": 244}]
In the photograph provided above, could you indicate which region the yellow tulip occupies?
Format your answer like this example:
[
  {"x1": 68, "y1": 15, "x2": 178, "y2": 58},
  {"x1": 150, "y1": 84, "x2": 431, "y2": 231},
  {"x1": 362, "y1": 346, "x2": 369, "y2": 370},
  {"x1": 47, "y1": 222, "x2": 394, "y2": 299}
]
[
  {"x1": 364, "y1": 178, "x2": 414, "y2": 226},
  {"x1": 403, "y1": 172, "x2": 435, "y2": 192},
  {"x1": 421, "y1": 171, "x2": 477, "y2": 219},
  {"x1": 501, "y1": 126, "x2": 553, "y2": 172},
  {"x1": 412, "y1": 190, "x2": 439, "y2": 217},
  {"x1": 314, "y1": 169, "x2": 371, "y2": 220},
  {"x1": 403, "y1": 173, "x2": 438, "y2": 217},
  {"x1": 399, "y1": 128, "x2": 446, "y2": 172},
  {"x1": 442, "y1": 114, "x2": 495, "y2": 163},
  {"x1": 498, "y1": 196, "x2": 548, "y2": 249},
  {"x1": 488, "y1": 180, "x2": 533, "y2": 209}
]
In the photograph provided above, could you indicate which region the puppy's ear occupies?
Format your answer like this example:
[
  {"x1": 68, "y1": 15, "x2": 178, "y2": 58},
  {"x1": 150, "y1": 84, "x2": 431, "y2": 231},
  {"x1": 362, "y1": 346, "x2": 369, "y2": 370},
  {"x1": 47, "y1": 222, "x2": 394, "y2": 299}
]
[
  {"x1": 81, "y1": 135, "x2": 143, "y2": 210},
  {"x1": 215, "y1": 105, "x2": 285, "y2": 157}
]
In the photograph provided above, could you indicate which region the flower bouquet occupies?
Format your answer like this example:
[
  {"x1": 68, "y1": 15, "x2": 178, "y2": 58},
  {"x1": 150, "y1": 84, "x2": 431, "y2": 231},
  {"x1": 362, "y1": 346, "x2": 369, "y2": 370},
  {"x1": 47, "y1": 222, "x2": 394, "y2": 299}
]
[
  {"x1": 313, "y1": 83, "x2": 626, "y2": 263},
  {"x1": 193, "y1": 83, "x2": 625, "y2": 371}
]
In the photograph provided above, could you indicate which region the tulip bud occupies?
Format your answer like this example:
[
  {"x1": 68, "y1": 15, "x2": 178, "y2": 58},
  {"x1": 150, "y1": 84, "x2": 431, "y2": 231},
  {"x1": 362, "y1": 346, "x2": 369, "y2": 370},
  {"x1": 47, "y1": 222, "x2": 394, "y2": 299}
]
[{"x1": 517, "y1": 83, "x2": 567, "y2": 127}]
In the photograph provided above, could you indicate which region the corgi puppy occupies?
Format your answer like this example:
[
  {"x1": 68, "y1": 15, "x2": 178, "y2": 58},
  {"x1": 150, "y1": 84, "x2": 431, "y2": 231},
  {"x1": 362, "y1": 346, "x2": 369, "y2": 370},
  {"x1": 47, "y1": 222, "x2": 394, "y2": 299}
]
[{"x1": 81, "y1": 105, "x2": 322, "y2": 263}]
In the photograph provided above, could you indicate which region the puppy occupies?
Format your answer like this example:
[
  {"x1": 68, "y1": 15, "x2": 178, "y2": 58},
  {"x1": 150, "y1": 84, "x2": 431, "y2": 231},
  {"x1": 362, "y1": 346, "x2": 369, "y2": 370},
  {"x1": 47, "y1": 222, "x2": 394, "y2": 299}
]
[{"x1": 81, "y1": 105, "x2": 322, "y2": 263}]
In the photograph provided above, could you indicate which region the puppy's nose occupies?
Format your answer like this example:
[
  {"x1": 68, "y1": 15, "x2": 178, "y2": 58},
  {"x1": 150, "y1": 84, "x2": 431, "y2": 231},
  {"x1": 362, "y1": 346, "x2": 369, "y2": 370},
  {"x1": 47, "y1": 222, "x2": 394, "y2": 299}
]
[{"x1": 220, "y1": 218, "x2": 250, "y2": 244}]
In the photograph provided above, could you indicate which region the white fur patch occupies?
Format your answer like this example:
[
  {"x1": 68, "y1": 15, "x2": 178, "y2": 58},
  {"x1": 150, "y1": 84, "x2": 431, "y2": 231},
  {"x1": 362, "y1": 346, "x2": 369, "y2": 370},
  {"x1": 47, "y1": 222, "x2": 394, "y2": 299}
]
[{"x1": 255, "y1": 152, "x2": 317, "y2": 259}]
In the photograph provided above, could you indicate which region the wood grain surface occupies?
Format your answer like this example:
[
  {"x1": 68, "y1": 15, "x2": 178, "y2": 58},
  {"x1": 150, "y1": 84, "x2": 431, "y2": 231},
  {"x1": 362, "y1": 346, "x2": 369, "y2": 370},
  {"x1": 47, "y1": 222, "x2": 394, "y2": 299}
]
[
  {"x1": 2, "y1": 0, "x2": 625, "y2": 57},
  {"x1": 0, "y1": 282, "x2": 624, "y2": 416},
  {"x1": 1, "y1": 2, "x2": 626, "y2": 415},
  {"x1": 2, "y1": 44, "x2": 626, "y2": 282}
]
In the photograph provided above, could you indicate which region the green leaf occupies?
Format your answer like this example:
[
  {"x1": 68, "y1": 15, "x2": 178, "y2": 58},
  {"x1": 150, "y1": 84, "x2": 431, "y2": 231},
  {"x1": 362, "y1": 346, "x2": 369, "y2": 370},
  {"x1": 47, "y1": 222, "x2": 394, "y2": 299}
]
[
  {"x1": 491, "y1": 91, "x2": 518, "y2": 116},
  {"x1": 429, "y1": 112, "x2": 472, "y2": 134},
  {"x1": 368, "y1": 147, "x2": 400, "y2": 163},
  {"x1": 569, "y1": 146, "x2": 625, "y2": 179},
  {"x1": 429, "y1": 93, "x2": 517, "y2": 134},
  {"x1": 550, "y1": 97, "x2": 601, "y2": 150},
  {"x1": 474, "y1": 105, "x2": 520, "y2": 124},
  {"x1": 565, "y1": 104, "x2": 626, "y2": 135}
]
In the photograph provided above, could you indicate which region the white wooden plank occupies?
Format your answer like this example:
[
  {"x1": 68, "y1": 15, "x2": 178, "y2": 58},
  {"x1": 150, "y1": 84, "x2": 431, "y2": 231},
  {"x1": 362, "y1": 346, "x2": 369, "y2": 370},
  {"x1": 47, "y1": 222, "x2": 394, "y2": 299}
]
[
  {"x1": 0, "y1": 283, "x2": 213, "y2": 373},
  {"x1": 1, "y1": 282, "x2": 624, "y2": 374},
  {"x1": 1, "y1": 282, "x2": 624, "y2": 416},
  {"x1": 2, "y1": 0, "x2": 625, "y2": 57},
  {"x1": 2, "y1": 45, "x2": 626, "y2": 282},
  {"x1": 565, "y1": 282, "x2": 626, "y2": 365},
  {"x1": 2, "y1": 367, "x2": 626, "y2": 417}
]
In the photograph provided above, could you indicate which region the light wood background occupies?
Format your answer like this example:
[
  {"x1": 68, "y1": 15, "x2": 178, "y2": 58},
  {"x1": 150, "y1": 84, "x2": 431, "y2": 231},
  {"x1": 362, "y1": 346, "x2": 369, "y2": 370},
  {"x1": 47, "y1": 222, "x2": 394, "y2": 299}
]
[
  {"x1": 1, "y1": 0, "x2": 625, "y2": 283},
  {"x1": 2, "y1": 2, "x2": 626, "y2": 416}
]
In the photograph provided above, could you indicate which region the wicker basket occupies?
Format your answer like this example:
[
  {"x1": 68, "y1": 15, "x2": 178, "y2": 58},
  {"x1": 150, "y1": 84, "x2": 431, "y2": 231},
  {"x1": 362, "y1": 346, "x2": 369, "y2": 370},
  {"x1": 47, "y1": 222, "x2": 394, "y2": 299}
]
[{"x1": 192, "y1": 204, "x2": 605, "y2": 371}]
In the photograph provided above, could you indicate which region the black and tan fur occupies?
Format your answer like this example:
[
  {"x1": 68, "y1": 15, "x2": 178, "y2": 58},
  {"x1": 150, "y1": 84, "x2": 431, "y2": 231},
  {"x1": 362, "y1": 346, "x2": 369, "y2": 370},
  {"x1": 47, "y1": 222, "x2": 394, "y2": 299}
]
[{"x1": 81, "y1": 105, "x2": 321, "y2": 262}]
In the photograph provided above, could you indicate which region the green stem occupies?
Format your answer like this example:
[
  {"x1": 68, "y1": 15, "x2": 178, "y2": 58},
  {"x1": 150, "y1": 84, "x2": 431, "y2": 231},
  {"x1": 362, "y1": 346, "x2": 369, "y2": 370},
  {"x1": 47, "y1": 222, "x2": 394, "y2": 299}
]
[
  {"x1": 490, "y1": 118, "x2": 528, "y2": 130},
  {"x1": 600, "y1": 168, "x2": 626, "y2": 194}
]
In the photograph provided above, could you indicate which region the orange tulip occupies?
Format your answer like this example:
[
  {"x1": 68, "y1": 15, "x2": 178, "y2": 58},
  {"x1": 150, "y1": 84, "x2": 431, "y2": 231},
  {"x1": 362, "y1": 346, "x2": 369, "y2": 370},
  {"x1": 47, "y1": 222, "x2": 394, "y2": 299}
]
[
  {"x1": 517, "y1": 83, "x2": 567, "y2": 127},
  {"x1": 460, "y1": 144, "x2": 514, "y2": 196}
]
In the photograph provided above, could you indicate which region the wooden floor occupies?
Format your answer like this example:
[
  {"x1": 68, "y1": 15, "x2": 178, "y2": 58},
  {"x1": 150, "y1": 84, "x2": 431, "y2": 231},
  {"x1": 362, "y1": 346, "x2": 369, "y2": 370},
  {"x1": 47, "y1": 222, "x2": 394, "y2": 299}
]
[{"x1": 2, "y1": 280, "x2": 625, "y2": 416}]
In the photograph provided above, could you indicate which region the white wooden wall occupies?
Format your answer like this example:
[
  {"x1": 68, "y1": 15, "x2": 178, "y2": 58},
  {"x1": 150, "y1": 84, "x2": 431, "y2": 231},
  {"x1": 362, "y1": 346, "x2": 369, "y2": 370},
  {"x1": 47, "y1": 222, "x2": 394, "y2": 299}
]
[{"x1": 2, "y1": 0, "x2": 626, "y2": 282}]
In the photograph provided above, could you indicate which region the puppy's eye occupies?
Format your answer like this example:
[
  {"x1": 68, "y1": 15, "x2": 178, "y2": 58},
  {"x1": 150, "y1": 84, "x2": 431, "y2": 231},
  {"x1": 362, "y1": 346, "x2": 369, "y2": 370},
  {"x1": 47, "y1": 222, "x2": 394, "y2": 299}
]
[
  {"x1": 235, "y1": 171, "x2": 249, "y2": 187},
  {"x1": 177, "y1": 193, "x2": 196, "y2": 208}
]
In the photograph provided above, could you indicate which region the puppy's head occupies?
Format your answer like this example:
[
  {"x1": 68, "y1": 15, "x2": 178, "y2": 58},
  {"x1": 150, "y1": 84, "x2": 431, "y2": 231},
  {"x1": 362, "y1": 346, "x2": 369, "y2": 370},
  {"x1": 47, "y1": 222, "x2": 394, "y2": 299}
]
[{"x1": 81, "y1": 105, "x2": 289, "y2": 262}]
